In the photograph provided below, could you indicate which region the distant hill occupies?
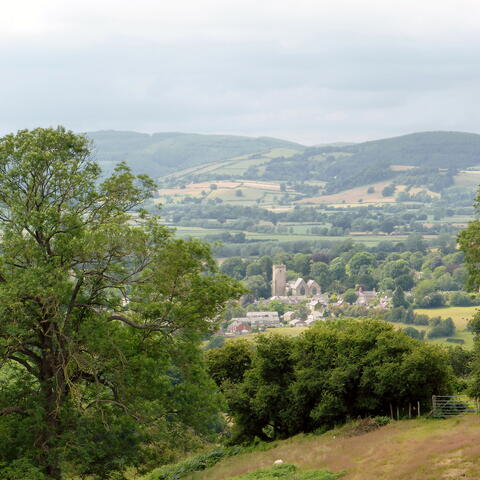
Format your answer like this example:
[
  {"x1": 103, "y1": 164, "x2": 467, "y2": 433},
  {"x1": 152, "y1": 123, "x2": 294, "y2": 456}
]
[
  {"x1": 344, "y1": 131, "x2": 480, "y2": 168},
  {"x1": 85, "y1": 130, "x2": 304, "y2": 178},
  {"x1": 262, "y1": 131, "x2": 480, "y2": 193}
]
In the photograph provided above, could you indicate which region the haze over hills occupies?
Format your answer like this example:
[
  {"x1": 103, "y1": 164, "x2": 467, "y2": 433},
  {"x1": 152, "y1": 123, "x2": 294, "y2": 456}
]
[
  {"x1": 86, "y1": 130, "x2": 480, "y2": 195},
  {"x1": 86, "y1": 130, "x2": 304, "y2": 178}
]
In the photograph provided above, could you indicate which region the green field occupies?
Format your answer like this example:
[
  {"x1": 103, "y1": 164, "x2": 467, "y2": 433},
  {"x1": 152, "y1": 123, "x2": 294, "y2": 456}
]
[
  {"x1": 414, "y1": 306, "x2": 478, "y2": 330},
  {"x1": 173, "y1": 226, "x2": 413, "y2": 246},
  {"x1": 414, "y1": 306, "x2": 477, "y2": 348}
]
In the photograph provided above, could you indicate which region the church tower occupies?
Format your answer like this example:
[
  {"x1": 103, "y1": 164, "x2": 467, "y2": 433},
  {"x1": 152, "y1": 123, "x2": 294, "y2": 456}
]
[{"x1": 272, "y1": 264, "x2": 286, "y2": 297}]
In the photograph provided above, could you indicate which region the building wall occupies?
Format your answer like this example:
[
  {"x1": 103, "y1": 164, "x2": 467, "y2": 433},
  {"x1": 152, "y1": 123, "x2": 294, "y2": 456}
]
[{"x1": 272, "y1": 264, "x2": 286, "y2": 296}]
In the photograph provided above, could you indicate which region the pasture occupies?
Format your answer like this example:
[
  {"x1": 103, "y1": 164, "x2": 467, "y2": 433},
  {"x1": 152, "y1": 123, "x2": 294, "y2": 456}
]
[{"x1": 182, "y1": 417, "x2": 480, "y2": 480}]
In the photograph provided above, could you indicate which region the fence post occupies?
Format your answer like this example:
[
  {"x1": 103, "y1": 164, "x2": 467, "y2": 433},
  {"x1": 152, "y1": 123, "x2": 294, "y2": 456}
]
[
  {"x1": 397, "y1": 406, "x2": 400, "y2": 421},
  {"x1": 390, "y1": 403, "x2": 394, "y2": 420},
  {"x1": 417, "y1": 401, "x2": 420, "y2": 418},
  {"x1": 409, "y1": 403, "x2": 411, "y2": 419},
  {"x1": 432, "y1": 395, "x2": 436, "y2": 416}
]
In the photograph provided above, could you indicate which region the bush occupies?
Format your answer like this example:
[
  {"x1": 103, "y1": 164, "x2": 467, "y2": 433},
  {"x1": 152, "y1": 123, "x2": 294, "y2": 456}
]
[
  {"x1": 373, "y1": 416, "x2": 391, "y2": 426},
  {"x1": 229, "y1": 464, "x2": 344, "y2": 480},
  {"x1": 141, "y1": 444, "x2": 276, "y2": 480}
]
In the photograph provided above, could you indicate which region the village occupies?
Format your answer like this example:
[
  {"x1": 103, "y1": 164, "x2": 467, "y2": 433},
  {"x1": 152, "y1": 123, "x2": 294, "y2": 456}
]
[{"x1": 222, "y1": 264, "x2": 392, "y2": 336}]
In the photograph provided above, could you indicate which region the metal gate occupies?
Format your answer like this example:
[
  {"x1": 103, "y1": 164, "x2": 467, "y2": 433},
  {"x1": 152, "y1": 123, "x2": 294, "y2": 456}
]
[{"x1": 432, "y1": 395, "x2": 479, "y2": 417}]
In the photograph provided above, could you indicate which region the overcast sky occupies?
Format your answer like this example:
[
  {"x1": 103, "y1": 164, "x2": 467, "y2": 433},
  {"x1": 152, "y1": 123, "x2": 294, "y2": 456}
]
[{"x1": 2, "y1": 0, "x2": 480, "y2": 144}]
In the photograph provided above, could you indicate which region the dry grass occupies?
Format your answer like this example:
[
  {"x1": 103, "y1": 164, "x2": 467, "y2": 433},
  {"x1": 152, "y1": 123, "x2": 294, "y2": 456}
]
[{"x1": 186, "y1": 417, "x2": 480, "y2": 480}]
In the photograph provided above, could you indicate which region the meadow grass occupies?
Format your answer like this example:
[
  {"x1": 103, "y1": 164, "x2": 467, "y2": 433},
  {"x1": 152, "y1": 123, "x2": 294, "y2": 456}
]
[
  {"x1": 414, "y1": 306, "x2": 478, "y2": 329},
  {"x1": 183, "y1": 417, "x2": 480, "y2": 480}
]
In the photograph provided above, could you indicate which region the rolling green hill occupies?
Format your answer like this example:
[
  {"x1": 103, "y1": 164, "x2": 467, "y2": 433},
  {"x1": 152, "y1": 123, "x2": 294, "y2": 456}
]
[
  {"x1": 85, "y1": 130, "x2": 304, "y2": 178},
  {"x1": 262, "y1": 131, "x2": 480, "y2": 193},
  {"x1": 85, "y1": 130, "x2": 480, "y2": 204}
]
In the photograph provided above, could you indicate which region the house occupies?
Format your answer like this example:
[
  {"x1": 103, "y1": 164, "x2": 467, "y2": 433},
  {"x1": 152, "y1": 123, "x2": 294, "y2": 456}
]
[
  {"x1": 289, "y1": 319, "x2": 306, "y2": 327},
  {"x1": 226, "y1": 319, "x2": 252, "y2": 335},
  {"x1": 307, "y1": 310, "x2": 326, "y2": 323},
  {"x1": 269, "y1": 296, "x2": 304, "y2": 305},
  {"x1": 378, "y1": 295, "x2": 392, "y2": 309},
  {"x1": 308, "y1": 295, "x2": 329, "y2": 308},
  {"x1": 246, "y1": 311, "x2": 281, "y2": 328},
  {"x1": 355, "y1": 286, "x2": 377, "y2": 306},
  {"x1": 283, "y1": 311, "x2": 296, "y2": 322}
]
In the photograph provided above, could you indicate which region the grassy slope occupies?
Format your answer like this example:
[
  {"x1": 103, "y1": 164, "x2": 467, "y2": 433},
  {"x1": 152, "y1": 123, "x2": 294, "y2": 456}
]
[
  {"x1": 185, "y1": 417, "x2": 480, "y2": 480},
  {"x1": 86, "y1": 131, "x2": 304, "y2": 178}
]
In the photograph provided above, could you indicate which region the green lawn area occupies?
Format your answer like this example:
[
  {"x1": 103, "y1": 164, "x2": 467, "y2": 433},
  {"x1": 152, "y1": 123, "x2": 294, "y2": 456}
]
[
  {"x1": 414, "y1": 306, "x2": 478, "y2": 329},
  {"x1": 414, "y1": 306, "x2": 477, "y2": 349}
]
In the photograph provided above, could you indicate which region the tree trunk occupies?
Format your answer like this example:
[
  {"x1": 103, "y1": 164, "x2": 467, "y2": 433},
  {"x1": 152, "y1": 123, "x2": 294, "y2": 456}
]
[{"x1": 38, "y1": 326, "x2": 64, "y2": 480}]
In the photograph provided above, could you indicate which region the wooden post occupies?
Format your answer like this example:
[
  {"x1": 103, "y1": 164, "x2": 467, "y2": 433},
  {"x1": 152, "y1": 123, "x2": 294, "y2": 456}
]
[
  {"x1": 397, "y1": 406, "x2": 400, "y2": 421},
  {"x1": 432, "y1": 395, "x2": 436, "y2": 417},
  {"x1": 390, "y1": 403, "x2": 394, "y2": 420},
  {"x1": 409, "y1": 403, "x2": 411, "y2": 419},
  {"x1": 417, "y1": 401, "x2": 420, "y2": 418}
]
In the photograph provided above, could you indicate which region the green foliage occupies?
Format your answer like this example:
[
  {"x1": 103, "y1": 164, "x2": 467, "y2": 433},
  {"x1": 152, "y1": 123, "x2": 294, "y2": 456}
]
[
  {"x1": 206, "y1": 340, "x2": 254, "y2": 387},
  {"x1": 427, "y1": 317, "x2": 456, "y2": 338},
  {"x1": 343, "y1": 289, "x2": 358, "y2": 304},
  {"x1": 140, "y1": 444, "x2": 276, "y2": 480},
  {"x1": 224, "y1": 320, "x2": 453, "y2": 441},
  {"x1": 0, "y1": 459, "x2": 46, "y2": 480},
  {"x1": 392, "y1": 287, "x2": 408, "y2": 308},
  {"x1": 228, "y1": 464, "x2": 344, "y2": 480},
  {"x1": 0, "y1": 127, "x2": 243, "y2": 479}
]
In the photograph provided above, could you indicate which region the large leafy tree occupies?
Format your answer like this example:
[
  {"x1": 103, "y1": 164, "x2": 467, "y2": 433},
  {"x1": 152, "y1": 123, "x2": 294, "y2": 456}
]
[
  {"x1": 458, "y1": 191, "x2": 480, "y2": 398},
  {"x1": 0, "y1": 128, "x2": 242, "y2": 479}
]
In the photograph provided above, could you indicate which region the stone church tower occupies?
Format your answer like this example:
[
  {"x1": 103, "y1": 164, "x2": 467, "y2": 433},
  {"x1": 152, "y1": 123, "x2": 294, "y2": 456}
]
[{"x1": 272, "y1": 264, "x2": 286, "y2": 296}]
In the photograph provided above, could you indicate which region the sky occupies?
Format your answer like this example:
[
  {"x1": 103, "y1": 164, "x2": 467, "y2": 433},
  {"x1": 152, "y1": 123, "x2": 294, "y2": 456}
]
[{"x1": 2, "y1": 0, "x2": 480, "y2": 144}]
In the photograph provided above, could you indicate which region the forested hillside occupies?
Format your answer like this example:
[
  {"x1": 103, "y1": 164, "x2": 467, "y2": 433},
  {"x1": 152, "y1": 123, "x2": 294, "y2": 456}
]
[
  {"x1": 262, "y1": 131, "x2": 480, "y2": 192},
  {"x1": 86, "y1": 130, "x2": 303, "y2": 177}
]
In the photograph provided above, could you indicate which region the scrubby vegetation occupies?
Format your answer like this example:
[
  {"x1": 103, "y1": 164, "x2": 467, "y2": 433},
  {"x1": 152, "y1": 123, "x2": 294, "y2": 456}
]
[{"x1": 227, "y1": 464, "x2": 343, "y2": 480}]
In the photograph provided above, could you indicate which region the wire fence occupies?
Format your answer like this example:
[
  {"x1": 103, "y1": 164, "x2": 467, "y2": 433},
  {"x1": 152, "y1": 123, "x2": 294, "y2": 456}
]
[{"x1": 432, "y1": 395, "x2": 479, "y2": 417}]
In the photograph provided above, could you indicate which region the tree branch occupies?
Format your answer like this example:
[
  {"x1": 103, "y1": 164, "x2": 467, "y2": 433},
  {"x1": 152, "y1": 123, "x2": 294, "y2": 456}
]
[
  {"x1": 108, "y1": 314, "x2": 168, "y2": 331},
  {"x1": 0, "y1": 406, "x2": 27, "y2": 416}
]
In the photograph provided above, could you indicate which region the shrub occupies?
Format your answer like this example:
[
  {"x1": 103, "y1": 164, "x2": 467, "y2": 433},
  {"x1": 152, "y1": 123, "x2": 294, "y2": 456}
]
[
  {"x1": 229, "y1": 464, "x2": 344, "y2": 480},
  {"x1": 141, "y1": 444, "x2": 276, "y2": 480}
]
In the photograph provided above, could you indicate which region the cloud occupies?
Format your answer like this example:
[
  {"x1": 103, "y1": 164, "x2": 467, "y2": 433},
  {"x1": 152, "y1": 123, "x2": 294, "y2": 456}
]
[{"x1": 1, "y1": 0, "x2": 480, "y2": 143}]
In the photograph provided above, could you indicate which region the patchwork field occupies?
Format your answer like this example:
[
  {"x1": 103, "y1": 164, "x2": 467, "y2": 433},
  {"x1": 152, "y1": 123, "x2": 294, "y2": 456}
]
[
  {"x1": 454, "y1": 169, "x2": 480, "y2": 188},
  {"x1": 297, "y1": 182, "x2": 440, "y2": 205},
  {"x1": 184, "y1": 416, "x2": 480, "y2": 480},
  {"x1": 164, "y1": 148, "x2": 302, "y2": 180},
  {"x1": 172, "y1": 226, "x2": 412, "y2": 246},
  {"x1": 156, "y1": 180, "x2": 299, "y2": 206}
]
